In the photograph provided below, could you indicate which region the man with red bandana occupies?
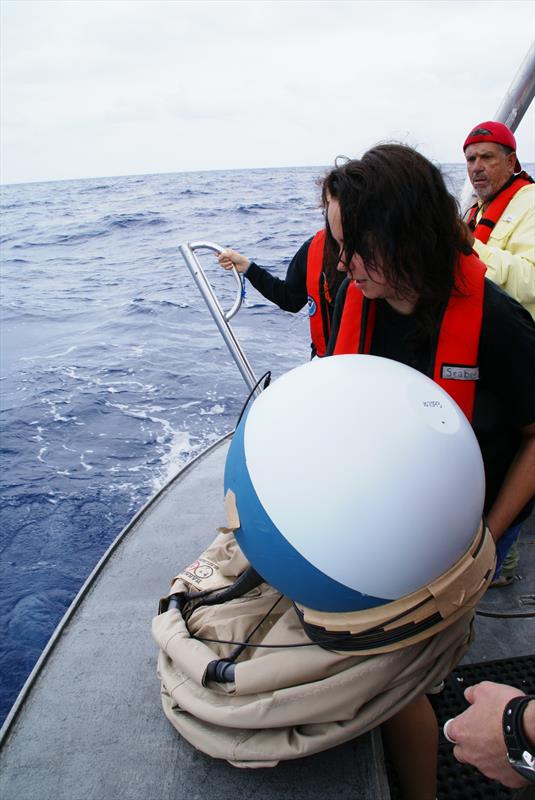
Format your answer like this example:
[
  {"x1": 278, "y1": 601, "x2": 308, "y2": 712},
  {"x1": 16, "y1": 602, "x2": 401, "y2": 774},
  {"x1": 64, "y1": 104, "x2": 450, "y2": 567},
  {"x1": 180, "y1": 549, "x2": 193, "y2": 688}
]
[{"x1": 463, "y1": 121, "x2": 534, "y2": 320}]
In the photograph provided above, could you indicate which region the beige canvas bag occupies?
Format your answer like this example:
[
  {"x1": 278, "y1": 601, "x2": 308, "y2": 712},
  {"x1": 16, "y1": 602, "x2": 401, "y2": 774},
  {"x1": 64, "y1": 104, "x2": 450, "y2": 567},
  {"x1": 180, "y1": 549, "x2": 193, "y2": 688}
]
[{"x1": 152, "y1": 524, "x2": 495, "y2": 767}]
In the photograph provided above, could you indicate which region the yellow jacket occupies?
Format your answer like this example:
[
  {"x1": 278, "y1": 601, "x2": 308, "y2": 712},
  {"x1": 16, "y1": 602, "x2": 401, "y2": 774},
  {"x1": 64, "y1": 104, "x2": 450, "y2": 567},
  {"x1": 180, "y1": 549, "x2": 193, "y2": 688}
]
[{"x1": 471, "y1": 183, "x2": 535, "y2": 319}]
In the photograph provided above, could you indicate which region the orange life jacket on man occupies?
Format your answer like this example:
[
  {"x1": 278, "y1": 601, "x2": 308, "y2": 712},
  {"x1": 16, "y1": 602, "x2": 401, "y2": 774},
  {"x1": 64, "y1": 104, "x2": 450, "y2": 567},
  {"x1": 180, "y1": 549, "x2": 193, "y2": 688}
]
[
  {"x1": 332, "y1": 251, "x2": 486, "y2": 421},
  {"x1": 467, "y1": 172, "x2": 533, "y2": 245},
  {"x1": 306, "y1": 229, "x2": 333, "y2": 357}
]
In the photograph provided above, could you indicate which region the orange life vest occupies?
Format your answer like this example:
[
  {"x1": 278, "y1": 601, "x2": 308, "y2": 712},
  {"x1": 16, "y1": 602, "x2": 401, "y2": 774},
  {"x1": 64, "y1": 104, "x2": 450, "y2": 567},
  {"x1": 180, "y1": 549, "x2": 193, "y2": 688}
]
[
  {"x1": 332, "y1": 252, "x2": 486, "y2": 421},
  {"x1": 467, "y1": 172, "x2": 533, "y2": 245},
  {"x1": 306, "y1": 229, "x2": 332, "y2": 357}
]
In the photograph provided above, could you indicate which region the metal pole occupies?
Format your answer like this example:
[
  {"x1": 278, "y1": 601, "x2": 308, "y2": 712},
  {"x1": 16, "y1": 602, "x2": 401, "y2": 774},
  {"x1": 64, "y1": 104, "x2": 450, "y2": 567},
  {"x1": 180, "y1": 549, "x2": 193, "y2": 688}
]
[
  {"x1": 493, "y1": 42, "x2": 535, "y2": 131},
  {"x1": 459, "y1": 41, "x2": 535, "y2": 214},
  {"x1": 179, "y1": 241, "x2": 261, "y2": 396}
]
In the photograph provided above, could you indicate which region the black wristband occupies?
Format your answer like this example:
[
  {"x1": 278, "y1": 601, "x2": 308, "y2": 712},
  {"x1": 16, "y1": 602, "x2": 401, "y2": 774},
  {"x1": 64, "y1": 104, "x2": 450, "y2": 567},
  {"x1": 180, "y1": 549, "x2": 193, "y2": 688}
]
[{"x1": 503, "y1": 695, "x2": 535, "y2": 783}]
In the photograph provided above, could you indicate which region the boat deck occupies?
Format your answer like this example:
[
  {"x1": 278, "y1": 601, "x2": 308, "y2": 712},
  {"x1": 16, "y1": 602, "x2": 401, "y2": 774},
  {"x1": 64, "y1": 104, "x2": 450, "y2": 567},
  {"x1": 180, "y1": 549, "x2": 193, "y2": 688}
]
[{"x1": 462, "y1": 513, "x2": 534, "y2": 665}]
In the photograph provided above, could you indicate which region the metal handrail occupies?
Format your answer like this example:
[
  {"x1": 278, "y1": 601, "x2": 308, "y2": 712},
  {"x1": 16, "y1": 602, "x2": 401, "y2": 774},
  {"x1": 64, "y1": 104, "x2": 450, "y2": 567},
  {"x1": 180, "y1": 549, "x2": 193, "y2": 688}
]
[
  {"x1": 459, "y1": 41, "x2": 535, "y2": 214},
  {"x1": 179, "y1": 240, "x2": 261, "y2": 396}
]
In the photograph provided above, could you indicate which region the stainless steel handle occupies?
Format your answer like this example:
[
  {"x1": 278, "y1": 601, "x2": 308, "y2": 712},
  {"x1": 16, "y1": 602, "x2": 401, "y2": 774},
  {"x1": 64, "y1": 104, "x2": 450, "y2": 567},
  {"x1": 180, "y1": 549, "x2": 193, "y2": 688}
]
[
  {"x1": 179, "y1": 240, "x2": 261, "y2": 396},
  {"x1": 186, "y1": 241, "x2": 244, "y2": 321}
]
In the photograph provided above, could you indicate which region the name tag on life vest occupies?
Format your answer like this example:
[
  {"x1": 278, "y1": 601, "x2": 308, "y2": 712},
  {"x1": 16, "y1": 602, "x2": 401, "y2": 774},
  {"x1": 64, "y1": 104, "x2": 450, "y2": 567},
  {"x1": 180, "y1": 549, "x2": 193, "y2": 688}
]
[{"x1": 441, "y1": 364, "x2": 480, "y2": 381}]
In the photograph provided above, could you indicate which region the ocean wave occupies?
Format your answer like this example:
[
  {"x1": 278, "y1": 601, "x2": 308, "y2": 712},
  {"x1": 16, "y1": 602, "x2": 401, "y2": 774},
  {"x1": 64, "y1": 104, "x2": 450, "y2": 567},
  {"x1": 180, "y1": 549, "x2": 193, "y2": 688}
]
[
  {"x1": 12, "y1": 229, "x2": 107, "y2": 247},
  {"x1": 125, "y1": 297, "x2": 189, "y2": 314},
  {"x1": 0, "y1": 198, "x2": 49, "y2": 212},
  {"x1": 102, "y1": 211, "x2": 167, "y2": 229},
  {"x1": 126, "y1": 298, "x2": 155, "y2": 315},
  {"x1": 78, "y1": 183, "x2": 114, "y2": 193},
  {"x1": 178, "y1": 187, "x2": 212, "y2": 197},
  {"x1": 242, "y1": 300, "x2": 272, "y2": 309},
  {"x1": 157, "y1": 299, "x2": 189, "y2": 309},
  {"x1": 235, "y1": 201, "x2": 287, "y2": 213},
  {"x1": 9, "y1": 211, "x2": 169, "y2": 248},
  {"x1": 21, "y1": 345, "x2": 78, "y2": 361},
  {"x1": 199, "y1": 403, "x2": 225, "y2": 416}
]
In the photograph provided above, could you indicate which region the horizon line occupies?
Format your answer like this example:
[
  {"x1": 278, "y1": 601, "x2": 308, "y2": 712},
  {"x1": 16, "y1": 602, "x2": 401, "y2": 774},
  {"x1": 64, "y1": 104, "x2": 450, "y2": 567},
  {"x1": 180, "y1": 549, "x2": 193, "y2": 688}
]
[{"x1": 0, "y1": 160, "x2": 483, "y2": 189}]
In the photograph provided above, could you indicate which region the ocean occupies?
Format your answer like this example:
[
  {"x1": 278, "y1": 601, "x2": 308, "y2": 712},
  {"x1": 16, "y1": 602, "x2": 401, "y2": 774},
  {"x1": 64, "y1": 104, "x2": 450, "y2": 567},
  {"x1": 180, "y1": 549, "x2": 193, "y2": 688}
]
[{"x1": 0, "y1": 161, "x2": 478, "y2": 723}]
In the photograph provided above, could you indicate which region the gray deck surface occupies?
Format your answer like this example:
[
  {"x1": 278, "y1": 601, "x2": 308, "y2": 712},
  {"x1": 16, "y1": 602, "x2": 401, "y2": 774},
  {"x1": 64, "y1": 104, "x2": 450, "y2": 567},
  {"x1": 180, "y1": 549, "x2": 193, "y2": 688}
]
[
  {"x1": 0, "y1": 437, "x2": 391, "y2": 800},
  {"x1": 462, "y1": 512, "x2": 535, "y2": 665}
]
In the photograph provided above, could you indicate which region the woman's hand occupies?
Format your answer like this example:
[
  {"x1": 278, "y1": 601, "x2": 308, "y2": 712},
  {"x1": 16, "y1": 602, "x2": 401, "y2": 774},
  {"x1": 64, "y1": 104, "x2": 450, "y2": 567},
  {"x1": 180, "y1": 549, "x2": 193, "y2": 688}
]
[{"x1": 217, "y1": 249, "x2": 250, "y2": 273}]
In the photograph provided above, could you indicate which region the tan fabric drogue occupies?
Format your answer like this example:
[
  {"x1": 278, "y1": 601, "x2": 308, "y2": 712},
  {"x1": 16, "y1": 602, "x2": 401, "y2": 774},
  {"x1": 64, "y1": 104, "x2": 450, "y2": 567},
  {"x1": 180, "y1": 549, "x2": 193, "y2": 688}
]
[{"x1": 152, "y1": 525, "x2": 494, "y2": 767}]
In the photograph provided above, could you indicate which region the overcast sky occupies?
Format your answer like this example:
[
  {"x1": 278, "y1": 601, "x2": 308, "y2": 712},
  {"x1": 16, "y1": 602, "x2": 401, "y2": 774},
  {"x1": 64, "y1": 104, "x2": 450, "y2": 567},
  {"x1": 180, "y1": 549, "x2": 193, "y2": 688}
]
[{"x1": 1, "y1": 0, "x2": 534, "y2": 185}]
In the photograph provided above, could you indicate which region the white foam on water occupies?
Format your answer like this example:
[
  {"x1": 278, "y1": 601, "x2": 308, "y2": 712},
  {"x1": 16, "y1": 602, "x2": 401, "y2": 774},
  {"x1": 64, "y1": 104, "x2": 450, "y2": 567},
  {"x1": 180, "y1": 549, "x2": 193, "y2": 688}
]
[
  {"x1": 80, "y1": 452, "x2": 93, "y2": 471},
  {"x1": 150, "y1": 427, "x2": 194, "y2": 492},
  {"x1": 20, "y1": 345, "x2": 77, "y2": 361},
  {"x1": 200, "y1": 403, "x2": 225, "y2": 416}
]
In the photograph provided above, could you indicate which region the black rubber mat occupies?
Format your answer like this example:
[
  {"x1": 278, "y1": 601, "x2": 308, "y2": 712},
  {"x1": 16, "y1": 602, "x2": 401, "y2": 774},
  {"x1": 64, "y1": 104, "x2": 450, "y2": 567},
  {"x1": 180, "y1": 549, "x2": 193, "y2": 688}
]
[{"x1": 386, "y1": 654, "x2": 535, "y2": 799}]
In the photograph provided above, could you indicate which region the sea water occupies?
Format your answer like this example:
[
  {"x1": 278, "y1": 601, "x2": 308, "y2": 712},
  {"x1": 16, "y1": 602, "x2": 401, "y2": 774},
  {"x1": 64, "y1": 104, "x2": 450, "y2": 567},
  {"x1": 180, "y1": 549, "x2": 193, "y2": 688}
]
[{"x1": 0, "y1": 162, "x2": 479, "y2": 722}]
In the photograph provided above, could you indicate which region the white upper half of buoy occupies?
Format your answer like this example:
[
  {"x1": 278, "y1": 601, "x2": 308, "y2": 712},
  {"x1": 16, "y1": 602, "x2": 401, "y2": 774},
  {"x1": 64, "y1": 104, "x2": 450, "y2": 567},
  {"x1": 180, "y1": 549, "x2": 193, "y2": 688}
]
[{"x1": 243, "y1": 355, "x2": 485, "y2": 599}]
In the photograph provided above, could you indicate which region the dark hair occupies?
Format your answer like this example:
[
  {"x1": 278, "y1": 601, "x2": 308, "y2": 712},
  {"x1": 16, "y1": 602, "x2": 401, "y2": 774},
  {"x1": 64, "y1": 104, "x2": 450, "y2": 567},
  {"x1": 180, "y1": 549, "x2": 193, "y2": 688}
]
[
  {"x1": 322, "y1": 144, "x2": 471, "y2": 319},
  {"x1": 322, "y1": 224, "x2": 346, "y2": 301}
]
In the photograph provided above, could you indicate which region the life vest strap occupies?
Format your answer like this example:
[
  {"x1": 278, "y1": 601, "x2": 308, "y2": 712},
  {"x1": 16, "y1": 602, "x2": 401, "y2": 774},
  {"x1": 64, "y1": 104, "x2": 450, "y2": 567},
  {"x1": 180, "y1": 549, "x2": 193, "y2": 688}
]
[{"x1": 306, "y1": 229, "x2": 331, "y2": 357}]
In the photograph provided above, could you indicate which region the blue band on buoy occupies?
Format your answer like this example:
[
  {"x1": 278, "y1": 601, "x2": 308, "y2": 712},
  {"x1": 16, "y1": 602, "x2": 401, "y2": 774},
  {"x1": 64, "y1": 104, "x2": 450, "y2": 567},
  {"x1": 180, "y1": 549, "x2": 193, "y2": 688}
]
[{"x1": 224, "y1": 415, "x2": 389, "y2": 612}]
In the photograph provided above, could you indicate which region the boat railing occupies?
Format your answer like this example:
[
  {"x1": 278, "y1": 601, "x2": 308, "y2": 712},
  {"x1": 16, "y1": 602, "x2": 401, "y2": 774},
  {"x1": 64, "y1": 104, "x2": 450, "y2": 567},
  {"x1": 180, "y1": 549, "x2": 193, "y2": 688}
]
[{"x1": 179, "y1": 241, "x2": 261, "y2": 397}]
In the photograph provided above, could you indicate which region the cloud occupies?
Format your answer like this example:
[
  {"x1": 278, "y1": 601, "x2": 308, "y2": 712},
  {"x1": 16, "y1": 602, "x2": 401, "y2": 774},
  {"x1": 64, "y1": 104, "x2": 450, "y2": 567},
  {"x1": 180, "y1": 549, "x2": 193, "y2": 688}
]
[{"x1": 1, "y1": 0, "x2": 534, "y2": 183}]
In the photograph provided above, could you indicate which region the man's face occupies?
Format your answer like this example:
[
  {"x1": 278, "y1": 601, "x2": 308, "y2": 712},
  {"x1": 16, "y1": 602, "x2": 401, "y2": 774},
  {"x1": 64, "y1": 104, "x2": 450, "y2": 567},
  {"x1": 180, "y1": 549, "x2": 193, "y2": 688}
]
[{"x1": 464, "y1": 142, "x2": 516, "y2": 202}]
